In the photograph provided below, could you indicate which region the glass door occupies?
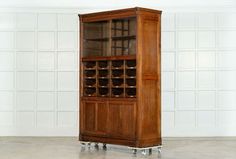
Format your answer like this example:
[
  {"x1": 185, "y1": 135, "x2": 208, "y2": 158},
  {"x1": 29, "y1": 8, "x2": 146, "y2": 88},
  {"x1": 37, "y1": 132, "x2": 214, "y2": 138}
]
[
  {"x1": 111, "y1": 18, "x2": 136, "y2": 56},
  {"x1": 83, "y1": 21, "x2": 109, "y2": 57}
]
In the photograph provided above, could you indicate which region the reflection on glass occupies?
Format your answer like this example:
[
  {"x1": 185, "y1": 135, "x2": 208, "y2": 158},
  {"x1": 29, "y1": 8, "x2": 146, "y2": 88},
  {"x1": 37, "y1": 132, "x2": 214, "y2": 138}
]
[
  {"x1": 83, "y1": 21, "x2": 109, "y2": 57},
  {"x1": 112, "y1": 18, "x2": 136, "y2": 56}
]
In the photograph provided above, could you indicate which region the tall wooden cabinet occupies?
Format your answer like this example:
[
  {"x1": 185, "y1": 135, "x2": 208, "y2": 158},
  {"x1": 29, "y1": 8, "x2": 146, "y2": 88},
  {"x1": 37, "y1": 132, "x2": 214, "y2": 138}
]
[{"x1": 79, "y1": 7, "x2": 162, "y2": 148}]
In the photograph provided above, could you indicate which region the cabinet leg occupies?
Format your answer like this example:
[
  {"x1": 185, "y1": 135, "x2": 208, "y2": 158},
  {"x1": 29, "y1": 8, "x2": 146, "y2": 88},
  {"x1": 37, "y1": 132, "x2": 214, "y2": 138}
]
[{"x1": 157, "y1": 147, "x2": 162, "y2": 153}]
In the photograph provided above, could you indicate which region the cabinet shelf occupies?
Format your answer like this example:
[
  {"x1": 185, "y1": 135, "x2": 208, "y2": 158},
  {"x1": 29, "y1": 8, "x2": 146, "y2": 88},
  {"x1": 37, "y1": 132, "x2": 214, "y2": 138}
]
[
  {"x1": 126, "y1": 76, "x2": 136, "y2": 79},
  {"x1": 126, "y1": 86, "x2": 136, "y2": 88},
  {"x1": 98, "y1": 86, "x2": 109, "y2": 88},
  {"x1": 84, "y1": 86, "x2": 96, "y2": 88},
  {"x1": 98, "y1": 77, "x2": 109, "y2": 79},
  {"x1": 86, "y1": 94, "x2": 97, "y2": 97},
  {"x1": 111, "y1": 67, "x2": 124, "y2": 70},
  {"x1": 112, "y1": 46, "x2": 129, "y2": 49},
  {"x1": 126, "y1": 67, "x2": 136, "y2": 69},
  {"x1": 83, "y1": 59, "x2": 136, "y2": 97},
  {"x1": 112, "y1": 35, "x2": 136, "y2": 40},
  {"x1": 84, "y1": 68, "x2": 96, "y2": 70},
  {"x1": 112, "y1": 86, "x2": 124, "y2": 88},
  {"x1": 111, "y1": 76, "x2": 124, "y2": 79},
  {"x1": 85, "y1": 77, "x2": 96, "y2": 79},
  {"x1": 99, "y1": 95, "x2": 109, "y2": 97},
  {"x1": 126, "y1": 95, "x2": 136, "y2": 98},
  {"x1": 84, "y1": 37, "x2": 109, "y2": 41},
  {"x1": 98, "y1": 68, "x2": 109, "y2": 70},
  {"x1": 84, "y1": 36, "x2": 136, "y2": 41},
  {"x1": 111, "y1": 28, "x2": 129, "y2": 31},
  {"x1": 82, "y1": 55, "x2": 136, "y2": 61}
]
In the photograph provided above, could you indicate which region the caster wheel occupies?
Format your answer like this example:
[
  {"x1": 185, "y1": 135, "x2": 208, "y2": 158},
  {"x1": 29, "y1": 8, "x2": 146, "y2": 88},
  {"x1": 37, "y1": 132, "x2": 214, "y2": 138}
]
[
  {"x1": 102, "y1": 144, "x2": 107, "y2": 150},
  {"x1": 87, "y1": 142, "x2": 91, "y2": 148},
  {"x1": 141, "y1": 149, "x2": 147, "y2": 156},
  {"x1": 94, "y1": 143, "x2": 99, "y2": 150},
  {"x1": 157, "y1": 147, "x2": 162, "y2": 153},
  {"x1": 80, "y1": 142, "x2": 86, "y2": 151},
  {"x1": 81, "y1": 142, "x2": 86, "y2": 147},
  {"x1": 132, "y1": 149, "x2": 137, "y2": 155},
  {"x1": 148, "y1": 148, "x2": 152, "y2": 155}
]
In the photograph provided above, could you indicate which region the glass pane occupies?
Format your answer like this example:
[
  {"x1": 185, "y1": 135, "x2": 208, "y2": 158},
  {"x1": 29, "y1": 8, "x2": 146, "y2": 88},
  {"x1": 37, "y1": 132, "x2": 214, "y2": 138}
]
[
  {"x1": 111, "y1": 18, "x2": 136, "y2": 56},
  {"x1": 83, "y1": 21, "x2": 109, "y2": 57},
  {"x1": 112, "y1": 18, "x2": 136, "y2": 37}
]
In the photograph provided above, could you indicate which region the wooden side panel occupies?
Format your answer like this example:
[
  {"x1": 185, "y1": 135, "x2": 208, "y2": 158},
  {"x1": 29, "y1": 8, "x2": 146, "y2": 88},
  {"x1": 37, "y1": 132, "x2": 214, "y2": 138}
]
[
  {"x1": 108, "y1": 101, "x2": 136, "y2": 139},
  {"x1": 137, "y1": 13, "x2": 161, "y2": 146},
  {"x1": 141, "y1": 81, "x2": 158, "y2": 137},
  {"x1": 142, "y1": 20, "x2": 157, "y2": 75}
]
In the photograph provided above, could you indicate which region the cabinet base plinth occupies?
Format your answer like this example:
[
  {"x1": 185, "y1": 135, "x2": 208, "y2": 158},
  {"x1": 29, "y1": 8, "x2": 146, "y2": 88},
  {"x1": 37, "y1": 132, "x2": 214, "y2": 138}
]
[{"x1": 79, "y1": 135, "x2": 162, "y2": 148}]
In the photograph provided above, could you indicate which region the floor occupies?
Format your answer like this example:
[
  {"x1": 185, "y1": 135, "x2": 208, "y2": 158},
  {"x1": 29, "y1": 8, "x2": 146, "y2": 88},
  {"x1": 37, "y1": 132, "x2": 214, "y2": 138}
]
[{"x1": 0, "y1": 137, "x2": 236, "y2": 159}]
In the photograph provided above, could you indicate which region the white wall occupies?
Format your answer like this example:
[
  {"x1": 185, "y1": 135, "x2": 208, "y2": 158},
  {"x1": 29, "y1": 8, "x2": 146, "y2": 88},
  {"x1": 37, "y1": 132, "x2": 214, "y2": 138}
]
[
  {"x1": 0, "y1": 0, "x2": 235, "y2": 8},
  {"x1": 0, "y1": 9, "x2": 79, "y2": 136},
  {"x1": 162, "y1": 12, "x2": 236, "y2": 136},
  {"x1": 0, "y1": 7, "x2": 236, "y2": 137}
]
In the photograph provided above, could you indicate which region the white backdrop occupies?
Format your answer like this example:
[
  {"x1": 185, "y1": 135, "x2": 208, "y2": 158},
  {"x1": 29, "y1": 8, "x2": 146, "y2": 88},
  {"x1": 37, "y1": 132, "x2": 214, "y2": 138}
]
[
  {"x1": 0, "y1": 7, "x2": 236, "y2": 136},
  {"x1": 0, "y1": 9, "x2": 79, "y2": 136},
  {"x1": 161, "y1": 11, "x2": 236, "y2": 136}
]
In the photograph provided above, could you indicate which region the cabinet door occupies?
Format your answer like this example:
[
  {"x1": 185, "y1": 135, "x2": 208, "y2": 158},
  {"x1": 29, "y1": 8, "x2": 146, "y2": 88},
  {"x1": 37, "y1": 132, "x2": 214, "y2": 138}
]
[
  {"x1": 108, "y1": 101, "x2": 136, "y2": 139},
  {"x1": 81, "y1": 100, "x2": 108, "y2": 136}
]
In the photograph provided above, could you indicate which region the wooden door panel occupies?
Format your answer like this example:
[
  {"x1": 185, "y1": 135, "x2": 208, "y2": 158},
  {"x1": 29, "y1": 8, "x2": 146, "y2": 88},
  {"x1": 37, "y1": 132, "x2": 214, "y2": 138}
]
[
  {"x1": 83, "y1": 101, "x2": 96, "y2": 132},
  {"x1": 96, "y1": 102, "x2": 108, "y2": 133},
  {"x1": 81, "y1": 100, "x2": 108, "y2": 136},
  {"x1": 108, "y1": 102, "x2": 136, "y2": 139}
]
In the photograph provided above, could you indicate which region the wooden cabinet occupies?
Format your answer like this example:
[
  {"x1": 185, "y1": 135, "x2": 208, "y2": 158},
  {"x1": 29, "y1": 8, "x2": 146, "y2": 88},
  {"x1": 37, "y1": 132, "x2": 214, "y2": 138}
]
[{"x1": 79, "y1": 7, "x2": 162, "y2": 148}]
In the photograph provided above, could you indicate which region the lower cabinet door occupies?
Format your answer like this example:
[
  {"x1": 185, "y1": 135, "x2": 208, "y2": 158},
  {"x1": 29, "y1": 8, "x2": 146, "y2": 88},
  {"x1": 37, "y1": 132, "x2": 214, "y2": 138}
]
[
  {"x1": 81, "y1": 100, "x2": 108, "y2": 136},
  {"x1": 108, "y1": 101, "x2": 136, "y2": 139}
]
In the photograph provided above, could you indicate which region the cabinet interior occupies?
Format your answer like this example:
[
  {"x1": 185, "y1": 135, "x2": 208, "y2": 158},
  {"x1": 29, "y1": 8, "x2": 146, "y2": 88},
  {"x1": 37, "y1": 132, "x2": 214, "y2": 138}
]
[{"x1": 83, "y1": 59, "x2": 136, "y2": 98}]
